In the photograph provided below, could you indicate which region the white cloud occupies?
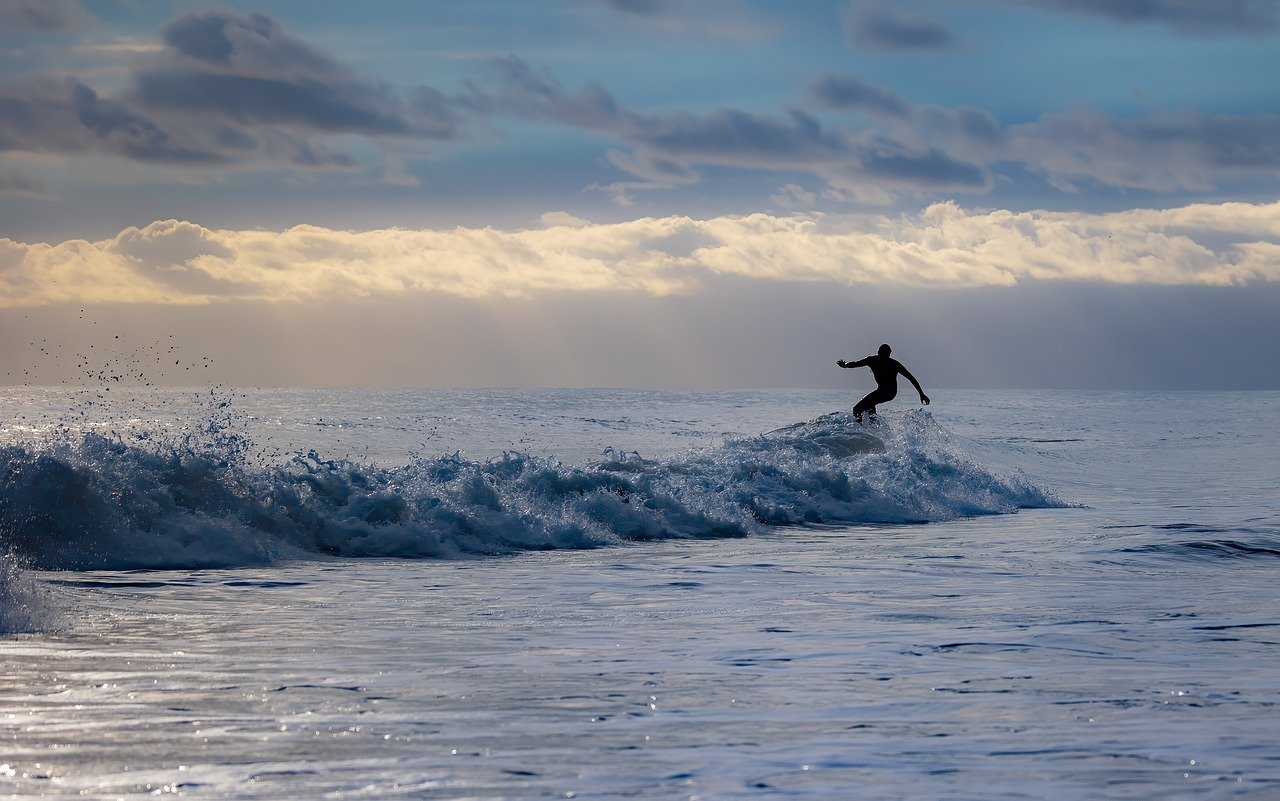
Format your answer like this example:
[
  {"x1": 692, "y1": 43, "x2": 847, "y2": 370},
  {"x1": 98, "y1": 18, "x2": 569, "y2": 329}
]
[
  {"x1": 381, "y1": 155, "x2": 420, "y2": 187},
  {"x1": 771, "y1": 183, "x2": 817, "y2": 208},
  {"x1": 2, "y1": 200, "x2": 1279, "y2": 307}
]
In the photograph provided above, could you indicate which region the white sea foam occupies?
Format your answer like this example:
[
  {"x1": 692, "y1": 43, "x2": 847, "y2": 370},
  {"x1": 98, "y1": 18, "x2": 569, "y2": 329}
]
[{"x1": 0, "y1": 409, "x2": 1058, "y2": 570}]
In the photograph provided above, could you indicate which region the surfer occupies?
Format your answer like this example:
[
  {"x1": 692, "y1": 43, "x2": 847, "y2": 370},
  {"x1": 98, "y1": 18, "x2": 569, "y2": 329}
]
[{"x1": 836, "y1": 343, "x2": 930, "y2": 423}]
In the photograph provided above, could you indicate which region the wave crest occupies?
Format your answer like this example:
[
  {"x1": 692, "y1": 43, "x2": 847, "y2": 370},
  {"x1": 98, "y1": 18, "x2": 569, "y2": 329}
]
[{"x1": 0, "y1": 410, "x2": 1060, "y2": 570}]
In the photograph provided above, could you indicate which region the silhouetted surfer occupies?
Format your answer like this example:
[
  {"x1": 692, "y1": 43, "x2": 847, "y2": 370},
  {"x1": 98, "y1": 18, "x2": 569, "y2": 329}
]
[{"x1": 837, "y1": 343, "x2": 930, "y2": 423}]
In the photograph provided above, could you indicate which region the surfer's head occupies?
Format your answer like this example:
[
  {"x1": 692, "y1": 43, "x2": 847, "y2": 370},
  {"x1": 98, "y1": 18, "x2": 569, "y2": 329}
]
[{"x1": 878, "y1": 343, "x2": 892, "y2": 356}]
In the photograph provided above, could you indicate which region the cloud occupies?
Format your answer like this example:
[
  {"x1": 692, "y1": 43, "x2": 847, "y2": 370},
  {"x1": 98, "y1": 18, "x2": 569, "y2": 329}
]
[
  {"x1": 1009, "y1": 110, "x2": 1280, "y2": 192},
  {"x1": 0, "y1": 0, "x2": 91, "y2": 32},
  {"x1": 0, "y1": 9, "x2": 466, "y2": 171},
  {"x1": 845, "y1": 1, "x2": 1280, "y2": 43},
  {"x1": 807, "y1": 73, "x2": 911, "y2": 118},
  {"x1": 1006, "y1": 0, "x2": 1280, "y2": 36},
  {"x1": 800, "y1": 70, "x2": 1279, "y2": 197},
  {"x1": 807, "y1": 72, "x2": 1003, "y2": 144},
  {"x1": 601, "y1": 0, "x2": 666, "y2": 15},
  {"x1": 2, "y1": 200, "x2": 1279, "y2": 307},
  {"x1": 843, "y1": 1, "x2": 1280, "y2": 48},
  {"x1": 771, "y1": 183, "x2": 817, "y2": 208},
  {"x1": 4, "y1": 6, "x2": 1276, "y2": 205},
  {"x1": 476, "y1": 57, "x2": 990, "y2": 199},
  {"x1": 381, "y1": 154, "x2": 421, "y2": 187},
  {"x1": 592, "y1": 0, "x2": 767, "y2": 40},
  {"x1": 470, "y1": 57, "x2": 1280, "y2": 202},
  {"x1": 0, "y1": 168, "x2": 48, "y2": 198},
  {"x1": 0, "y1": 75, "x2": 230, "y2": 164},
  {"x1": 130, "y1": 10, "x2": 462, "y2": 140},
  {"x1": 845, "y1": 2, "x2": 953, "y2": 51}
]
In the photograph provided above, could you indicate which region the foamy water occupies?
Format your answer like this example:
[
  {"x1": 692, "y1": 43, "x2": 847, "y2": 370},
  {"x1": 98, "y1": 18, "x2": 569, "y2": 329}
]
[{"x1": 2, "y1": 388, "x2": 1278, "y2": 799}]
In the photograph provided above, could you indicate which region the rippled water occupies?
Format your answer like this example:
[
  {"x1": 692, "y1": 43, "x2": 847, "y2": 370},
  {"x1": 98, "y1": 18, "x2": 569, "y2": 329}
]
[{"x1": 2, "y1": 389, "x2": 1278, "y2": 799}]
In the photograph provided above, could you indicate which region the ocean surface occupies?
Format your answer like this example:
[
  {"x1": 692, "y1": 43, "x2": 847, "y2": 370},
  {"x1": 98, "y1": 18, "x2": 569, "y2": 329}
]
[{"x1": 1, "y1": 387, "x2": 1277, "y2": 799}]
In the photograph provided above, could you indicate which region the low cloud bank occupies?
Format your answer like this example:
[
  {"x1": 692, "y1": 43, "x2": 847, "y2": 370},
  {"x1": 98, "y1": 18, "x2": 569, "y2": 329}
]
[{"x1": 3, "y1": 200, "x2": 1279, "y2": 306}]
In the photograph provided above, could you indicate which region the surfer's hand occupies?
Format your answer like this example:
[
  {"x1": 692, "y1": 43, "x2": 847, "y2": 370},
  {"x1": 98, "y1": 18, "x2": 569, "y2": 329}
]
[
  {"x1": 837, "y1": 359, "x2": 847, "y2": 368},
  {"x1": 920, "y1": 394, "x2": 931, "y2": 406}
]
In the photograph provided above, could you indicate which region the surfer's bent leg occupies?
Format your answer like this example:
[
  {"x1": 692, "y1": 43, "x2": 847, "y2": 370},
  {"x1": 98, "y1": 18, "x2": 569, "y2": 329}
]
[
  {"x1": 853, "y1": 387, "x2": 896, "y2": 421},
  {"x1": 853, "y1": 392, "x2": 877, "y2": 418},
  {"x1": 855, "y1": 386, "x2": 896, "y2": 417}
]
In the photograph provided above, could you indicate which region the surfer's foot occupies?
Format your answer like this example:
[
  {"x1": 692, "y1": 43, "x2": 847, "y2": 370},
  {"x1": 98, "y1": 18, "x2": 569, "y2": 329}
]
[{"x1": 853, "y1": 413, "x2": 863, "y2": 424}]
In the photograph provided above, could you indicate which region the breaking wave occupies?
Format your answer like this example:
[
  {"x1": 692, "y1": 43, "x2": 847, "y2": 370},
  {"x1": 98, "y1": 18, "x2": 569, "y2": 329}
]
[
  {"x1": 0, "y1": 550, "x2": 57, "y2": 633},
  {"x1": 0, "y1": 410, "x2": 1060, "y2": 571}
]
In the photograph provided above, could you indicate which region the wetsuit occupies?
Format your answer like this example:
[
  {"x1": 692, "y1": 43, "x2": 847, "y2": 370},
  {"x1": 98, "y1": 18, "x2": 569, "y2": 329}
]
[{"x1": 852, "y1": 354, "x2": 904, "y2": 417}]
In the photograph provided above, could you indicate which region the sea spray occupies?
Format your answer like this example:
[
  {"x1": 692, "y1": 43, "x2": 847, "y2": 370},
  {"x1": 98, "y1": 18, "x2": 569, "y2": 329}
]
[{"x1": 0, "y1": 551, "x2": 57, "y2": 633}]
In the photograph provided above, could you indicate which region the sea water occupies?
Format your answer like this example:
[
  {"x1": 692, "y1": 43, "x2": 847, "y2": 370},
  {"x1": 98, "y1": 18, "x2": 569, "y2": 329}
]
[{"x1": 1, "y1": 388, "x2": 1277, "y2": 799}]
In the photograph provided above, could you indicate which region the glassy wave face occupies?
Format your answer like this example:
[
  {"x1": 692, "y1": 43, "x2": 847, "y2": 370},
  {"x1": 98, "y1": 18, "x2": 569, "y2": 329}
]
[
  {"x1": 0, "y1": 410, "x2": 1059, "y2": 571},
  {"x1": 1115, "y1": 522, "x2": 1280, "y2": 561}
]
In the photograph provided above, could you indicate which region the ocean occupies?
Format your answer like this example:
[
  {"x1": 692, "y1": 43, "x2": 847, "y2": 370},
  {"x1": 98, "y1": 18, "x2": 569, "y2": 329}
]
[{"x1": 1, "y1": 387, "x2": 1277, "y2": 799}]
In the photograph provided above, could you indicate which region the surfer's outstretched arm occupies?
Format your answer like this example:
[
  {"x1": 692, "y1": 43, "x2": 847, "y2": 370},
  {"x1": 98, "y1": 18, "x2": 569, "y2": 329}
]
[
  {"x1": 899, "y1": 366, "x2": 931, "y2": 405},
  {"x1": 836, "y1": 357, "x2": 869, "y2": 369}
]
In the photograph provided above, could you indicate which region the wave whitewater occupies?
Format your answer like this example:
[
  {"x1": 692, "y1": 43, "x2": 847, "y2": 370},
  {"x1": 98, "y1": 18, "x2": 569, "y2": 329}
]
[
  {"x1": 0, "y1": 550, "x2": 56, "y2": 633},
  {"x1": 0, "y1": 410, "x2": 1059, "y2": 573}
]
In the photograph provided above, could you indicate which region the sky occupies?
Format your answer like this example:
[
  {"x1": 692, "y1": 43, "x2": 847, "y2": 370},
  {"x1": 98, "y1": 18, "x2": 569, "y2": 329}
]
[{"x1": 2, "y1": 0, "x2": 1279, "y2": 389}]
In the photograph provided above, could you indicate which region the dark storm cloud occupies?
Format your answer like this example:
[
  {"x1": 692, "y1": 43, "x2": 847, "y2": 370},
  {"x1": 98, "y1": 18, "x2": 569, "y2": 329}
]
[
  {"x1": 0, "y1": 0, "x2": 91, "y2": 32},
  {"x1": 846, "y1": 3, "x2": 954, "y2": 51},
  {"x1": 1009, "y1": 0, "x2": 1280, "y2": 36},
  {"x1": 807, "y1": 73, "x2": 911, "y2": 118}
]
